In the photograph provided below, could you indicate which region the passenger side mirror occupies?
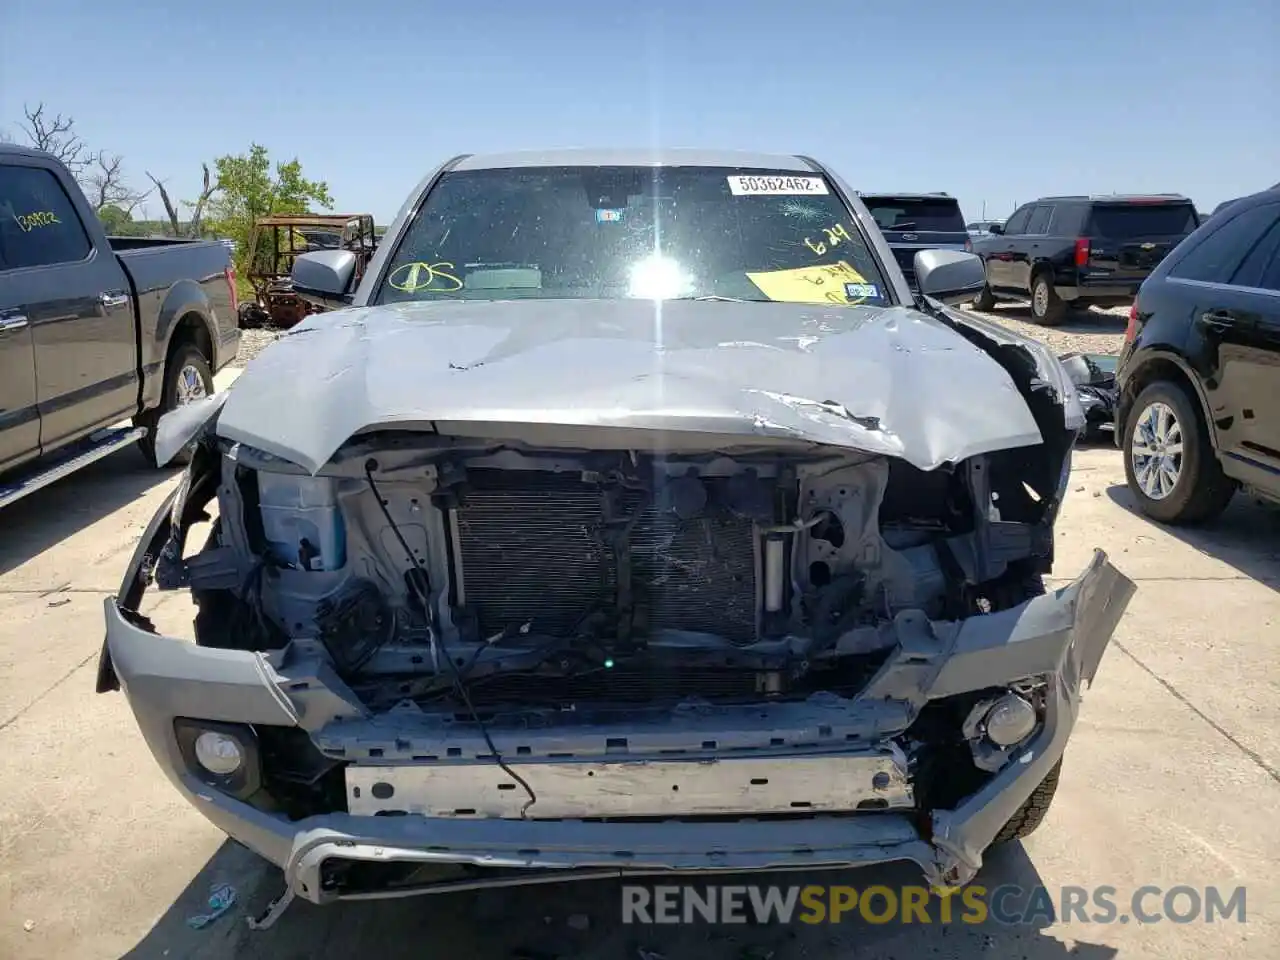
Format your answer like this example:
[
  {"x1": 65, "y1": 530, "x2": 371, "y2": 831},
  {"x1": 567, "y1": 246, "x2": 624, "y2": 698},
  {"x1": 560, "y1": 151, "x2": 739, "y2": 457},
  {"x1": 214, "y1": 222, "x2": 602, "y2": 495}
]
[
  {"x1": 914, "y1": 249, "x2": 987, "y2": 305},
  {"x1": 292, "y1": 250, "x2": 357, "y2": 308},
  {"x1": 986, "y1": 222, "x2": 1004, "y2": 235}
]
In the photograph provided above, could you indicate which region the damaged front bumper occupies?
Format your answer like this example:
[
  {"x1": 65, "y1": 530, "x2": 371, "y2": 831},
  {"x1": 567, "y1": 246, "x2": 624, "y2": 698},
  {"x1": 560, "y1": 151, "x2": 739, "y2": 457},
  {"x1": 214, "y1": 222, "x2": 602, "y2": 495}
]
[{"x1": 102, "y1": 551, "x2": 1133, "y2": 903}]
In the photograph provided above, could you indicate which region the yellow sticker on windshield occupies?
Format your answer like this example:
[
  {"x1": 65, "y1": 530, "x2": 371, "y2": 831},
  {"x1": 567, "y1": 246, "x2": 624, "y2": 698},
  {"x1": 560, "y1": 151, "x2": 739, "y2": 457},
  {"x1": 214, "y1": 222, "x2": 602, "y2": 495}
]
[{"x1": 746, "y1": 260, "x2": 868, "y2": 305}]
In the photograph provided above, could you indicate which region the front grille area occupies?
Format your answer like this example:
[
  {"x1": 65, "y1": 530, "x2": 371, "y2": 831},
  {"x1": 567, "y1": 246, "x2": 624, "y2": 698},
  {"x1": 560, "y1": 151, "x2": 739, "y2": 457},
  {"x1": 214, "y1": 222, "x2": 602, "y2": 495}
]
[
  {"x1": 462, "y1": 665, "x2": 763, "y2": 707},
  {"x1": 454, "y1": 470, "x2": 759, "y2": 643}
]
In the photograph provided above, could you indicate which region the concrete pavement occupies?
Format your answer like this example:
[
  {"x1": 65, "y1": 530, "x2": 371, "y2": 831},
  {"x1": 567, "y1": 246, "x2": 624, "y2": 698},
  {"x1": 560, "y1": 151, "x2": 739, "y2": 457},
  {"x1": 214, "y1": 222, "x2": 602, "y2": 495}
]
[{"x1": 1, "y1": 435, "x2": 1277, "y2": 959}]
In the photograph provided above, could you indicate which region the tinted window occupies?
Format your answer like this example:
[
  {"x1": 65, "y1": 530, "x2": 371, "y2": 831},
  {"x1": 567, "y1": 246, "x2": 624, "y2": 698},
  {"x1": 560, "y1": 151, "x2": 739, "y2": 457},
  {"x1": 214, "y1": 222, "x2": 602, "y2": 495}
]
[
  {"x1": 1087, "y1": 203, "x2": 1198, "y2": 238},
  {"x1": 1257, "y1": 240, "x2": 1280, "y2": 293},
  {"x1": 1229, "y1": 210, "x2": 1280, "y2": 290},
  {"x1": 1026, "y1": 206, "x2": 1053, "y2": 234},
  {"x1": 377, "y1": 166, "x2": 891, "y2": 307},
  {"x1": 1169, "y1": 203, "x2": 1279, "y2": 284},
  {"x1": 0, "y1": 164, "x2": 92, "y2": 270},
  {"x1": 1004, "y1": 206, "x2": 1032, "y2": 234},
  {"x1": 861, "y1": 197, "x2": 965, "y2": 232}
]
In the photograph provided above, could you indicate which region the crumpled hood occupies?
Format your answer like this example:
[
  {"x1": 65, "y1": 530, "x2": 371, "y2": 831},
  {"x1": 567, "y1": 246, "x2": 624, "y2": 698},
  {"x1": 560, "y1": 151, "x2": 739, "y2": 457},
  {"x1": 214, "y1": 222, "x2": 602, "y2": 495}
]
[{"x1": 213, "y1": 298, "x2": 1043, "y2": 474}]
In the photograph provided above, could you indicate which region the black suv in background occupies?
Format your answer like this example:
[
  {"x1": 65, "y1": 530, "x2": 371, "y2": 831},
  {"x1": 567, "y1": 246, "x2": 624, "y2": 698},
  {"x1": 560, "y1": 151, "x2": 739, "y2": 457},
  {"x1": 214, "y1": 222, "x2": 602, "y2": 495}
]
[
  {"x1": 970, "y1": 195, "x2": 1200, "y2": 324},
  {"x1": 1116, "y1": 188, "x2": 1280, "y2": 524},
  {"x1": 857, "y1": 192, "x2": 968, "y2": 290}
]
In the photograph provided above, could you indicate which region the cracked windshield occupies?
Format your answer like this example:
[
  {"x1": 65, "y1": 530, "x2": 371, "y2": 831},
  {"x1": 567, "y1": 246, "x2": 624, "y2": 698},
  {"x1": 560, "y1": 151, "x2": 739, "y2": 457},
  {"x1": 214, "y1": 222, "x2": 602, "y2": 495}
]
[{"x1": 377, "y1": 167, "x2": 889, "y2": 306}]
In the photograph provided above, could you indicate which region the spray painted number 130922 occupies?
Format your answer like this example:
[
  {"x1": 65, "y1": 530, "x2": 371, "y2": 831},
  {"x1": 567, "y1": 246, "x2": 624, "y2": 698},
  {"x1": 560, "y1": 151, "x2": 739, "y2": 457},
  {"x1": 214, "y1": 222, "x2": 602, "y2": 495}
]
[{"x1": 15, "y1": 210, "x2": 61, "y2": 233}]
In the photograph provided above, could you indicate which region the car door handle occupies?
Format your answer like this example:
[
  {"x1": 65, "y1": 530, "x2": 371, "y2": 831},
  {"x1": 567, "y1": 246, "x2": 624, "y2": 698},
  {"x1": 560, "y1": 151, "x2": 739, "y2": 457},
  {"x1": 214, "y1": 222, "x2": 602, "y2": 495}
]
[
  {"x1": 1200, "y1": 311, "x2": 1233, "y2": 333},
  {"x1": 99, "y1": 292, "x2": 129, "y2": 309},
  {"x1": 0, "y1": 314, "x2": 30, "y2": 333}
]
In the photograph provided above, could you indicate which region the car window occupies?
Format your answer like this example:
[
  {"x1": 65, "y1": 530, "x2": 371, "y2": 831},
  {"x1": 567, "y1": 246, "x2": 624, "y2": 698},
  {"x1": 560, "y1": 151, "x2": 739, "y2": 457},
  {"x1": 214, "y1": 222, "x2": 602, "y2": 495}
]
[
  {"x1": 0, "y1": 164, "x2": 92, "y2": 270},
  {"x1": 1087, "y1": 203, "x2": 1198, "y2": 238},
  {"x1": 1228, "y1": 210, "x2": 1280, "y2": 291},
  {"x1": 1168, "y1": 203, "x2": 1279, "y2": 284},
  {"x1": 376, "y1": 166, "x2": 892, "y2": 307},
  {"x1": 861, "y1": 197, "x2": 965, "y2": 232},
  {"x1": 1003, "y1": 206, "x2": 1032, "y2": 235},
  {"x1": 1026, "y1": 206, "x2": 1052, "y2": 234},
  {"x1": 1257, "y1": 237, "x2": 1280, "y2": 293}
]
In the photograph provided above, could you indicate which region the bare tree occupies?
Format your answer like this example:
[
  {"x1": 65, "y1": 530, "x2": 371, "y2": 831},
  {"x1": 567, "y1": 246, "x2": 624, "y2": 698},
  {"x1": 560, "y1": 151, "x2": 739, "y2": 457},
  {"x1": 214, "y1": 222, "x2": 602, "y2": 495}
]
[
  {"x1": 85, "y1": 153, "x2": 151, "y2": 214},
  {"x1": 146, "y1": 163, "x2": 220, "y2": 237},
  {"x1": 20, "y1": 103, "x2": 96, "y2": 176}
]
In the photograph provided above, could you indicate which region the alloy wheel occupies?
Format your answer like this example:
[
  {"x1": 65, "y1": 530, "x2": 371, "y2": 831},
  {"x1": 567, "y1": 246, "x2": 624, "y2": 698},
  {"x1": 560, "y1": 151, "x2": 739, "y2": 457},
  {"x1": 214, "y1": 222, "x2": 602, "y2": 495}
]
[{"x1": 1130, "y1": 401, "x2": 1184, "y2": 500}]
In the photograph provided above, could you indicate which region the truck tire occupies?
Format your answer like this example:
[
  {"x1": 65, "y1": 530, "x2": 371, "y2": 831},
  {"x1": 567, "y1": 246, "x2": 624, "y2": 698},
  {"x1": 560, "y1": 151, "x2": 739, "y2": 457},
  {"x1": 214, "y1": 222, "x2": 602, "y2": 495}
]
[
  {"x1": 972, "y1": 282, "x2": 997, "y2": 311},
  {"x1": 137, "y1": 343, "x2": 214, "y2": 469},
  {"x1": 1029, "y1": 273, "x2": 1066, "y2": 325},
  {"x1": 1122, "y1": 380, "x2": 1235, "y2": 524},
  {"x1": 992, "y1": 759, "x2": 1062, "y2": 844}
]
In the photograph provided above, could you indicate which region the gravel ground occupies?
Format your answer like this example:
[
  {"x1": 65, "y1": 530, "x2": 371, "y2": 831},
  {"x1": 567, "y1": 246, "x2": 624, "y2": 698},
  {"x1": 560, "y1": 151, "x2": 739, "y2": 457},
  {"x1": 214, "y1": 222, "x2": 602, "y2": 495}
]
[
  {"x1": 959, "y1": 302, "x2": 1129, "y2": 356},
  {"x1": 231, "y1": 328, "x2": 286, "y2": 366},
  {"x1": 227, "y1": 302, "x2": 1129, "y2": 369}
]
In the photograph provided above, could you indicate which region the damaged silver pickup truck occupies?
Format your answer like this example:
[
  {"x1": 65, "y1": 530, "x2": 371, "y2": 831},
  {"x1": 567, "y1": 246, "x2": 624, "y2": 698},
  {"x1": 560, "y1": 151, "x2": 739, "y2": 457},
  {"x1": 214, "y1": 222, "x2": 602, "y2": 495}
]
[{"x1": 97, "y1": 149, "x2": 1135, "y2": 913}]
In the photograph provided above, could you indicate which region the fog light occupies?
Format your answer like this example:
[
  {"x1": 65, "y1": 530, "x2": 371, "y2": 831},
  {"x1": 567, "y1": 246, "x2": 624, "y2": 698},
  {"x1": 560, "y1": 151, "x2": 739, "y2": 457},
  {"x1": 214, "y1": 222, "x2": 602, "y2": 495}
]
[
  {"x1": 984, "y1": 694, "x2": 1037, "y2": 747},
  {"x1": 194, "y1": 731, "x2": 244, "y2": 775}
]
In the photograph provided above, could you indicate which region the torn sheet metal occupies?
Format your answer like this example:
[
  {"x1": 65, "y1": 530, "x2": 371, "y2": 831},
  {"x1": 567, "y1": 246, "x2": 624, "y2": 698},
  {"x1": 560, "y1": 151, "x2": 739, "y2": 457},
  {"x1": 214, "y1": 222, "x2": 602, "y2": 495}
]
[
  {"x1": 102, "y1": 547, "x2": 1133, "y2": 898},
  {"x1": 154, "y1": 391, "x2": 229, "y2": 467},
  {"x1": 212, "y1": 298, "x2": 1043, "y2": 474}
]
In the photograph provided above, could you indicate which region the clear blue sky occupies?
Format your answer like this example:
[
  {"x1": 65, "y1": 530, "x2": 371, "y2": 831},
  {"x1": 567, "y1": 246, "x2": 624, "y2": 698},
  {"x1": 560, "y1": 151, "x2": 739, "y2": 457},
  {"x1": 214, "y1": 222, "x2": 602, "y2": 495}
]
[{"x1": 2, "y1": 0, "x2": 1275, "y2": 223}]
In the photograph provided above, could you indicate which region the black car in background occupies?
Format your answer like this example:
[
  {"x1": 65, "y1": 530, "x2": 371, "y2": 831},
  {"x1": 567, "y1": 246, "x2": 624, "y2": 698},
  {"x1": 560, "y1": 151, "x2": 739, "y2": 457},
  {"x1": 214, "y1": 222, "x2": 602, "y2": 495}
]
[
  {"x1": 970, "y1": 195, "x2": 1200, "y2": 324},
  {"x1": 1116, "y1": 187, "x2": 1280, "y2": 524},
  {"x1": 857, "y1": 192, "x2": 968, "y2": 290}
]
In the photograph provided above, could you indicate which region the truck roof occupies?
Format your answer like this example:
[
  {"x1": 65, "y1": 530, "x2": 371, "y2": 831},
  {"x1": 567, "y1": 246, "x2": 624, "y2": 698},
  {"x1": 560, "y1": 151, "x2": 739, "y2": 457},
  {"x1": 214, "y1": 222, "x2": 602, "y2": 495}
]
[
  {"x1": 856, "y1": 192, "x2": 954, "y2": 200},
  {"x1": 0, "y1": 143, "x2": 53, "y2": 161},
  {"x1": 1035, "y1": 193, "x2": 1192, "y2": 203},
  {"x1": 451, "y1": 148, "x2": 814, "y2": 172}
]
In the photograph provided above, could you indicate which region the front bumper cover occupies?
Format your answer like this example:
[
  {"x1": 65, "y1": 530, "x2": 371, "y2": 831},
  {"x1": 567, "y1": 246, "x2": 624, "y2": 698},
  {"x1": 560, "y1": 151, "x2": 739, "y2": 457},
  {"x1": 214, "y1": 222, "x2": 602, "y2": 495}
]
[{"x1": 102, "y1": 550, "x2": 1133, "y2": 903}]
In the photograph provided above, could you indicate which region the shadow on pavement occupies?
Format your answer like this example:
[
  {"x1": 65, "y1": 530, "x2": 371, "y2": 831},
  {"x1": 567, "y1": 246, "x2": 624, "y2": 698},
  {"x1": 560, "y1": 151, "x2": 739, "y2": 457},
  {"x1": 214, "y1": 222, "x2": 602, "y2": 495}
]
[
  {"x1": 0, "y1": 448, "x2": 179, "y2": 579},
  {"x1": 1074, "y1": 435, "x2": 1116, "y2": 451},
  {"x1": 1106, "y1": 482, "x2": 1280, "y2": 590},
  {"x1": 119, "y1": 840, "x2": 1119, "y2": 960}
]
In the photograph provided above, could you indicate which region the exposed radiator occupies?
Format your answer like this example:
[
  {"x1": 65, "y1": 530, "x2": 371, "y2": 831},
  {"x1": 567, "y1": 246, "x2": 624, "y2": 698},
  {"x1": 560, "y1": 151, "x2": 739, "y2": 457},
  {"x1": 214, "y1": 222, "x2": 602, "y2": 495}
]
[
  {"x1": 454, "y1": 470, "x2": 759, "y2": 643},
  {"x1": 461, "y1": 664, "x2": 765, "y2": 707}
]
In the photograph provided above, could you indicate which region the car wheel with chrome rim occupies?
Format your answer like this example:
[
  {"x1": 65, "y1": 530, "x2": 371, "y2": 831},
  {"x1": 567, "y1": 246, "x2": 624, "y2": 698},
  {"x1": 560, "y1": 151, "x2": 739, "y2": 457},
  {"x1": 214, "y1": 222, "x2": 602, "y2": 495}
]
[
  {"x1": 1121, "y1": 379, "x2": 1235, "y2": 524},
  {"x1": 137, "y1": 343, "x2": 215, "y2": 469}
]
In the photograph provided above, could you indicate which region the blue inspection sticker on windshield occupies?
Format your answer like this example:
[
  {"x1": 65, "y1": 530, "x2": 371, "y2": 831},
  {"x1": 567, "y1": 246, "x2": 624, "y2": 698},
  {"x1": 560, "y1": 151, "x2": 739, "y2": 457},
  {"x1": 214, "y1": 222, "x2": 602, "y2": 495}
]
[
  {"x1": 595, "y1": 209, "x2": 624, "y2": 223},
  {"x1": 845, "y1": 282, "x2": 880, "y2": 301}
]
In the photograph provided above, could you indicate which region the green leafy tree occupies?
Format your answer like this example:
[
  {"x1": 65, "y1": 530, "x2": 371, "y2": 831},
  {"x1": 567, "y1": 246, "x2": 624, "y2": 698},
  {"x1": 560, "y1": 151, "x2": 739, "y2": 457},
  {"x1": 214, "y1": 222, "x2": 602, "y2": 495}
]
[
  {"x1": 206, "y1": 144, "x2": 334, "y2": 275},
  {"x1": 97, "y1": 203, "x2": 134, "y2": 235}
]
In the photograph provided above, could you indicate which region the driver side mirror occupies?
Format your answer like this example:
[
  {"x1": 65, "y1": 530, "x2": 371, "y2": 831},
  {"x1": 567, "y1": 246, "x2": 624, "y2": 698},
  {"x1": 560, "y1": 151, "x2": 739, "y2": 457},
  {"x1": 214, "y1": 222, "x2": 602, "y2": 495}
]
[
  {"x1": 914, "y1": 249, "x2": 987, "y2": 305},
  {"x1": 292, "y1": 250, "x2": 357, "y2": 308},
  {"x1": 986, "y1": 222, "x2": 1004, "y2": 235}
]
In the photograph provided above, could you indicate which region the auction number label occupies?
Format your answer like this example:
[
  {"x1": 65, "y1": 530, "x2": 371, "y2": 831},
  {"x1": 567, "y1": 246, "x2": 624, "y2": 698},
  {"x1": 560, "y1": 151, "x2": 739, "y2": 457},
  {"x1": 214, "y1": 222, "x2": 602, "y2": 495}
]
[{"x1": 727, "y1": 175, "x2": 828, "y2": 196}]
